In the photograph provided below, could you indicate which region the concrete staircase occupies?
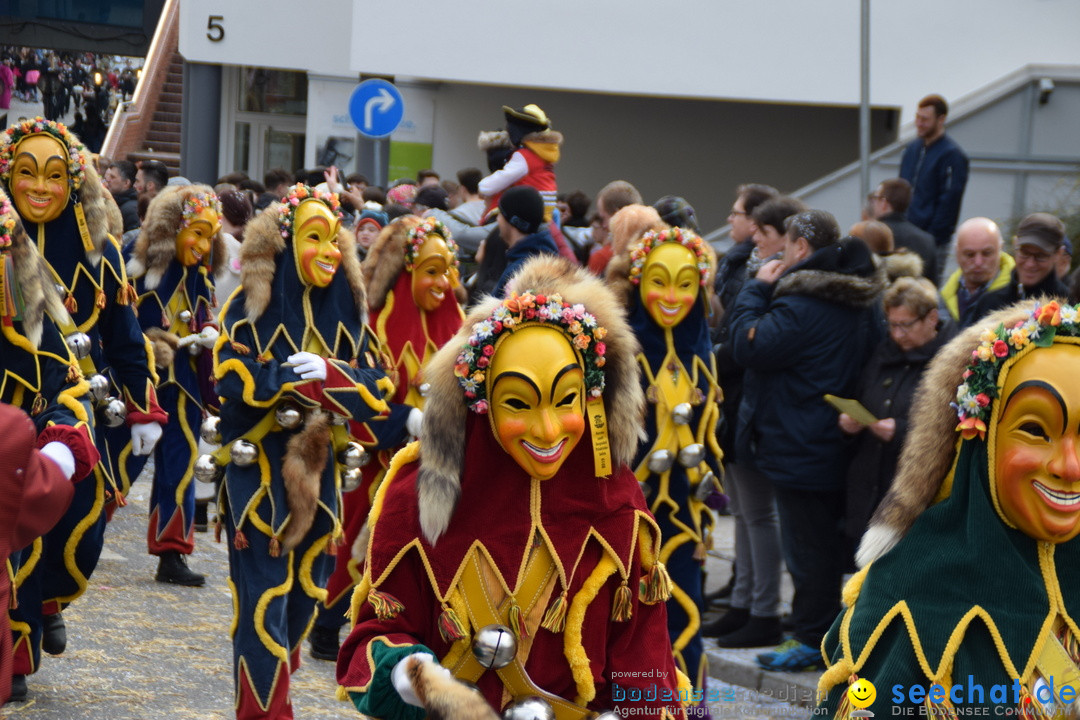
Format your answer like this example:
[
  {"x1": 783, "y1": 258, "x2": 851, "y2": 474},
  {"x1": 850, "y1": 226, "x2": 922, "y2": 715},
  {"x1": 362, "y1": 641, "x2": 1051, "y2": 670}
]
[{"x1": 126, "y1": 52, "x2": 183, "y2": 174}]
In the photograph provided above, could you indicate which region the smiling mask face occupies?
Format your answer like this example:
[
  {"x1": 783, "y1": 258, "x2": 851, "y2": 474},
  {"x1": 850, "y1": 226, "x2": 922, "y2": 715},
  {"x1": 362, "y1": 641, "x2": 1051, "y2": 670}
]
[
  {"x1": 993, "y1": 343, "x2": 1080, "y2": 543},
  {"x1": 410, "y1": 235, "x2": 454, "y2": 312},
  {"x1": 292, "y1": 199, "x2": 342, "y2": 287},
  {"x1": 10, "y1": 134, "x2": 71, "y2": 224},
  {"x1": 488, "y1": 324, "x2": 586, "y2": 480},
  {"x1": 639, "y1": 242, "x2": 699, "y2": 328},
  {"x1": 175, "y1": 206, "x2": 220, "y2": 266}
]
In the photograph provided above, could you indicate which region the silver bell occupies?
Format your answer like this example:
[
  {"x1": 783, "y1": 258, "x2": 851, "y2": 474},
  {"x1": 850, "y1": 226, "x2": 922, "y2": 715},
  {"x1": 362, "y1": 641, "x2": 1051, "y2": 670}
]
[
  {"x1": 646, "y1": 449, "x2": 674, "y2": 474},
  {"x1": 200, "y1": 416, "x2": 222, "y2": 445},
  {"x1": 471, "y1": 624, "x2": 517, "y2": 669},
  {"x1": 418, "y1": 382, "x2": 431, "y2": 398},
  {"x1": 230, "y1": 439, "x2": 259, "y2": 467},
  {"x1": 338, "y1": 442, "x2": 367, "y2": 469},
  {"x1": 101, "y1": 397, "x2": 127, "y2": 427},
  {"x1": 638, "y1": 481, "x2": 652, "y2": 499},
  {"x1": 274, "y1": 402, "x2": 303, "y2": 430},
  {"x1": 340, "y1": 467, "x2": 362, "y2": 492},
  {"x1": 193, "y1": 454, "x2": 222, "y2": 483},
  {"x1": 87, "y1": 374, "x2": 110, "y2": 404},
  {"x1": 502, "y1": 697, "x2": 555, "y2": 720},
  {"x1": 66, "y1": 332, "x2": 92, "y2": 359},
  {"x1": 694, "y1": 470, "x2": 717, "y2": 502},
  {"x1": 671, "y1": 402, "x2": 693, "y2": 426},
  {"x1": 677, "y1": 443, "x2": 706, "y2": 468},
  {"x1": 178, "y1": 309, "x2": 192, "y2": 324}
]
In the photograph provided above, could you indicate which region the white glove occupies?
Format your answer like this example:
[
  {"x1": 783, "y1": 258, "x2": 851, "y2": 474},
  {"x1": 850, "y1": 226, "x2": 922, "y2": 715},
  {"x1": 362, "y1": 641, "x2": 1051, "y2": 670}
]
[
  {"x1": 391, "y1": 652, "x2": 448, "y2": 707},
  {"x1": 40, "y1": 442, "x2": 76, "y2": 480},
  {"x1": 130, "y1": 422, "x2": 163, "y2": 456},
  {"x1": 196, "y1": 325, "x2": 219, "y2": 348},
  {"x1": 406, "y1": 408, "x2": 423, "y2": 438},
  {"x1": 287, "y1": 352, "x2": 327, "y2": 381}
]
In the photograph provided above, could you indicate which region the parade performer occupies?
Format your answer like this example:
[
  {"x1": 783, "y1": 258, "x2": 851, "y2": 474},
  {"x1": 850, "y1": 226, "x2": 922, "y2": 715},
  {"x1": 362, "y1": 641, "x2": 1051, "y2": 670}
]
[
  {"x1": 126, "y1": 184, "x2": 225, "y2": 585},
  {"x1": 820, "y1": 300, "x2": 1080, "y2": 718},
  {"x1": 0, "y1": 118, "x2": 163, "y2": 675},
  {"x1": 607, "y1": 226, "x2": 723, "y2": 695},
  {"x1": 213, "y1": 183, "x2": 409, "y2": 720},
  {"x1": 478, "y1": 104, "x2": 562, "y2": 222},
  {"x1": 309, "y1": 215, "x2": 462, "y2": 660},
  {"x1": 338, "y1": 256, "x2": 689, "y2": 720}
]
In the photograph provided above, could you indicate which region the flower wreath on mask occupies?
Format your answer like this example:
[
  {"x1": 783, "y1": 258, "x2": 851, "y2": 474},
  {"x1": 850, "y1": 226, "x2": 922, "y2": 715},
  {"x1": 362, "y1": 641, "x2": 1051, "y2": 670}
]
[
  {"x1": 405, "y1": 217, "x2": 460, "y2": 274},
  {"x1": 454, "y1": 291, "x2": 607, "y2": 414},
  {"x1": 628, "y1": 226, "x2": 711, "y2": 287},
  {"x1": 0, "y1": 117, "x2": 88, "y2": 191},
  {"x1": 182, "y1": 192, "x2": 223, "y2": 228},
  {"x1": 276, "y1": 183, "x2": 342, "y2": 240},
  {"x1": 0, "y1": 193, "x2": 17, "y2": 249},
  {"x1": 954, "y1": 300, "x2": 1080, "y2": 440}
]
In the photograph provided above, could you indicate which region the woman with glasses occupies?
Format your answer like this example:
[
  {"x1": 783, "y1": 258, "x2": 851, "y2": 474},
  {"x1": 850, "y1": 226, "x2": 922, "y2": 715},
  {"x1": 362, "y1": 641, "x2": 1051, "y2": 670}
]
[{"x1": 838, "y1": 276, "x2": 956, "y2": 550}]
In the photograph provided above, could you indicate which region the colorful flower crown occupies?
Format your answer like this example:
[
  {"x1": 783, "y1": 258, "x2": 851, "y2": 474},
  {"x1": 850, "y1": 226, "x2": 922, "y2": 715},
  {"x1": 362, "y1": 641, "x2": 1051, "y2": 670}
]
[
  {"x1": 182, "y1": 192, "x2": 222, "y2": 228},
  {"x1": 454, "y1": 291, "x2": 608, "y2": 414},
  {"x1": 628, "y1": 226, "x2": 711, "y2": 286},
  {"x1": 0, "y1": 193, "x2": 18, "y2": 249},
  {"x1": 954, "y1": 301, "x2": 1080, "y2": 440},
  {"x1": 405, "y1": 217, "x2": 460, "y2": 272},
  {"x1": 276, "y1": 183, "x2": 342, "y2": 240},
  {"x1": 0, "y1": 118, "x2": 87, "y2": 191}
]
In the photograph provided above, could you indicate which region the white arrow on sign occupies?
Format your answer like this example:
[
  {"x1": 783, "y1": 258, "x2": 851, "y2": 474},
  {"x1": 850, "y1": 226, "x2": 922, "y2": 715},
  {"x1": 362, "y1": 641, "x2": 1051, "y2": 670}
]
[{"x1": 364, "y1": 88, "x2": 396, "y2": 132}]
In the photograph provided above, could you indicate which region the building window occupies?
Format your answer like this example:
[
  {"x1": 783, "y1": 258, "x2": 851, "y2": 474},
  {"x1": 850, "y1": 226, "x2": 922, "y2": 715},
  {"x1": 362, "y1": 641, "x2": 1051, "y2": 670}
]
[{"x1": 239, "y1": 68, "x2": 307, "y2": 115}]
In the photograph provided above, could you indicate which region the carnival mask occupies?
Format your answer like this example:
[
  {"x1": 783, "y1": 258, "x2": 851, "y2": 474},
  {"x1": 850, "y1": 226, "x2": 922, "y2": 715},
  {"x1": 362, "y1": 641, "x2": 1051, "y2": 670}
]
[
  {"x1": 10, "y1": 134, "x2": 71, "y2": 224},
  {"x1": 488, "y1": 324, "x2": 586, "y2": 480},
  {"x1": 176, "y1": 206, "x2": 220, "y2": 267},
  {"x1": 993, "y1": 342, "x2": 1080, "y2": 543},
  {"x1": 639, "y1": 242, "x2": 700, "y2": 328},
  {"x1": 410, "y1": 234, "x2": 454, "y2": 312},
  {"x1": 292, "y1": 199, "x2": 342, "y2": 287}
]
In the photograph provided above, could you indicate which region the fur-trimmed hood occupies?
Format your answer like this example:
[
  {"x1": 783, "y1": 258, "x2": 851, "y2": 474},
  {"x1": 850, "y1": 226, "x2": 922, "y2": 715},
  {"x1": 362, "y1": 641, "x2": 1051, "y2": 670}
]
[
  {"x1": 857, "y1": 303, "x2": 1034, "y2": 567},
  {"x1": 416, "y1": 255, "x2": 645, "y2": 544},
  {"x1": 126, "y1": 184, "x2": 227, "y2": 289},
  {"x1": 236, "y1": 201, "x2": 366, "y2": 324},
  {"x1": 774, "y1": 237, "x2": 887, "y2": 308},
  {"x1": 362, "y1": 215, "x2": 420, "y2": 311},
  {"x1": 880, "y1": 249, "x2": 924, "y2": 283}
]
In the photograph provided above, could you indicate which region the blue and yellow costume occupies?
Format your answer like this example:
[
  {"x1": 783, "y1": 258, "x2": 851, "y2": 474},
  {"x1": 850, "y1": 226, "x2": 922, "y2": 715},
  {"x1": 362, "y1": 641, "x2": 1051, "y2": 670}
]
[
  {"x1": 213, "y1": 185, "x2": 408, "y2": 720},
  {"x1": 608, "y1": 226, "x2": 722, "y2": 691}
]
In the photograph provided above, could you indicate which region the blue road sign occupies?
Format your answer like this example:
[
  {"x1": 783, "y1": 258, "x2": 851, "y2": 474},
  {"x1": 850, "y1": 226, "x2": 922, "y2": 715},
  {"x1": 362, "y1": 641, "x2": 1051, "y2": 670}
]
[{"x1": 349, "y1": 79, "x2": 404, "y2": 139}]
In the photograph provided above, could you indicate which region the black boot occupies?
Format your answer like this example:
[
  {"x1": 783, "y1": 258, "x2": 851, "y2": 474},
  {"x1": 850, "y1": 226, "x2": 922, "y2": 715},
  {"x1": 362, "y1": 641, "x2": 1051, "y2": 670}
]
[
  {"x1": 194, "y1": 502, "x2": 209, "y2": 533},
  {"x1": 702, "y1": 607, "x2": 750, "y2": 638},
  {"x1": 715, "y1": 615, "x2": 783, "y2": 648},
  {"x1": 308, "y1": 624, "x2": 340, "y2": 661},
  {"x1": 155, "y1": 551, "x2": 206, "y2": 586},
  {"x1": 41, "y1": 612, "x2": 67, "y2": 655},
  {"x1": 9, "y1": 674, "x2": 27, "y2": 701}
]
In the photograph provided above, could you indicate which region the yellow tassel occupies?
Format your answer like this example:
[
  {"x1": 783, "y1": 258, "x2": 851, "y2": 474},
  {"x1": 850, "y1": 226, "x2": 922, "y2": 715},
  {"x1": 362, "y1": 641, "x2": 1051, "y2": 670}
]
[
  {"x1": 640, "y1": 562, "x2": 672, "y2": 605},
  {"x1": 611, "y1": 581, "x2": 633, "y2": 622},
  {"x1": 367, "y1": 588, "x2": 405, "y2": 620},
  {"x1": 95, "y1": 289, "x2": 106, "y2": 309},
  {"x1": 233, "y1": 529, "x2": 249, "y2": 550},
  {"x1": 508, "y1": 599, "x2": 528, "y2": 640},
  {"x1": 114, "y1": 492, "x2": 127, "y2": 508},
  {"x1": 231, "y1": 341, "x2": 250, "y2": 355},
  {"x1": 31, "y1": 393, "x2": 46, "y2": 417},
  {"x1": 256, "y1": 352, "x2": 272, "y2": 364},
  {"x1": 540, "y1": 590, "x2": 568, "y2": 633},
  {"x1": 336, "y1": 685, "x2": 349, "y2": 702},
  {"x1": 116, "y1": 283, "x2": 138, "y2": 306},
  {"x1": 64, "y1": 292, "x2": 77, "y2": 314},
  {"x1": 268, "y1": 537, "x2": 281, "y2": 557},
  {"x1": 437, "y1": 605, "x2": 466, "y2": 643},
  {"x1": 66, "y1": 364, "x2": 81, "y2": 383}
]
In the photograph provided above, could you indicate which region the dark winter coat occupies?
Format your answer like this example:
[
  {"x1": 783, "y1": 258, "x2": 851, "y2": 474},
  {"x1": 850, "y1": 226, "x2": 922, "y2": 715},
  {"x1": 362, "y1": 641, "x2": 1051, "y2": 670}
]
[
  {"x1": 843, "y1": 319, "x2": 956, "y2": 539},
  {"x1": 879, "y1": 211, "x2": 937, "y2": 282},
  {"x1": 112, "y1": 187, "x2": 140, "y2": 233},
  {"x1": 898, "y1": 133, "x2": 969, "y2": 247},
  {"x1": 970, "y1": 268, "x2": 1068, "y2": 323},
  {"x1": 729, "y1": 239, "x2": 886, "y2": 491},
  {"x1": 493, "y1": 227, "x2": 559, "y2": 297},
  {"x1": 712, "y1": 239, "x2": 753, "y2": 458}
]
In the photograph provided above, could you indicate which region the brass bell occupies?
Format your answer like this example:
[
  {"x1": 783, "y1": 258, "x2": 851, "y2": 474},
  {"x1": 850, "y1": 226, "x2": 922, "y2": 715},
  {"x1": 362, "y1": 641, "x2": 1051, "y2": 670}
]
[
  {"x1": 274, "y1": 402, "x2": 303, "y2": 429},
  {"x1": 471, "y1": 624, "x2": 517, "y2": 669},
  {"x1": 193, "y1": 454, "x2": 222, "y2": 483},
  {"x1": 66, "y1": 332, "x2": 92, "y2": 359},
  {"x1": 87, "y1": 374, "x2": 111, "y2": 404},
  {"x1": 647, "y1": 449, "x2": 674, "y2": 474},
  {"x1": 418, "y1": 382, "x2": 431, "y2": 398},
  {"x1": 340, "y1": 467, "x2": 362, "y2": 492},
  {"x1": 230, "y1": 439, "x2": 258, "y2": 467},
  {"x1": 694, "y1": 470, "x2": 717, "y2": 502},
  {"x1": 338, "y1": 442, "x2": 367, "y2": 469},
  {"x1": 677, "y1": 443, "x2": 706, "y2": 468},
  {"x1": 671, "y1": 402, "x2": 693, "y2": 425},
  {"x1": 501, "y1": 697, "x2": 555, "y2": 720},
  {"x1": 178, "y1": 309, "x2": 192, "y2": 323},
  {"x1": 101, "y1": 397, "x2": 127, "y2": 427},
  {"x1": 200, "y1": 416, "x2": 222, "y2": 445}
]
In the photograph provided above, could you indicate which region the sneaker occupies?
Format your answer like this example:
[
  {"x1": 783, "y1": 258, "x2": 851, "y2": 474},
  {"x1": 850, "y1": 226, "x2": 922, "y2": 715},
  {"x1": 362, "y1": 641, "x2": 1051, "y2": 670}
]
[
  {"x1": 701, "y1": 607, "x2": 749, "y2": 638},
  {"x1": 155, "y1": 551, "x2": 206, "y2": 587},
  {"x1": 41, "y1": 612, "x2": 67, "y2": 655},
  {"x1": 308, "y1": 624, "x2": 340, "y2": 661},
  {"x1": 715, "y1": 615, "x2": 783, "y2": 648},
  {"x1": 756, "y1": 638, "x2": 820, "y2": 672}
]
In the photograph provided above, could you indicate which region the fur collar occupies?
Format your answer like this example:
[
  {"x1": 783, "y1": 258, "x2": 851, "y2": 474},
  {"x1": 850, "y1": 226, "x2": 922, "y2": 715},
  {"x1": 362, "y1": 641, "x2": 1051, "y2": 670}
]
[
  {"x1": 774, "y1": 239, "x2": 887, "y2": 308},
  {"x1": 881, "y1": 249, "x2": 924, "y2": 282},
  {"x1": 362, "y1": 216, "x2": 420, "y2": 311},
  {"x1": 126, "y1": 184, "x2": 226, "y2": 290},
  {"x1": 238, "y1": 202, "x2": 365, "y2": 323},
  {"x1": 416, "y1": 255, "x2": 645, "y2": 544}
]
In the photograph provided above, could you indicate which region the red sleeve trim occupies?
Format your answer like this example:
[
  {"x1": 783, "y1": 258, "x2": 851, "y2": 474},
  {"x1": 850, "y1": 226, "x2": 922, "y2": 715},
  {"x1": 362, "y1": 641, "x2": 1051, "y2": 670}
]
[
  {"x1": 37, "y1": 424, "x2": 100, "y2": 481},
  {"x1": 126, "y1": 383, "x2": 168, "y2": 425}
]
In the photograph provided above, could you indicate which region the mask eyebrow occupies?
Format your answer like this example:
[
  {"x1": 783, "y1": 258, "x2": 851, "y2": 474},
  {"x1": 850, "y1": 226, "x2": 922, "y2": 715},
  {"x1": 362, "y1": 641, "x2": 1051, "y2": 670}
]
[
  {"x1": 550, "y1": 363, "x2": 581, "y2": 401},
  {"x1": 1004, "y1": 379, "x2": 1068, "y2": 431},
  {"x1": 492, "y1": 370, "x2": 540, "y2": 402}
]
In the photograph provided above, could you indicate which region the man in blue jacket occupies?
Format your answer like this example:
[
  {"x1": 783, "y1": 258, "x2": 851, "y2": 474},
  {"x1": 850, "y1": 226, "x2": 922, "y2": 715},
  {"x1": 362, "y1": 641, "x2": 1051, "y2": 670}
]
[
  {"x1": 899, "y1": 94, "x2": 969, "y2": 281},
  {"x1": 728, "y1": 210, "x2": 886, "y2": 672}
]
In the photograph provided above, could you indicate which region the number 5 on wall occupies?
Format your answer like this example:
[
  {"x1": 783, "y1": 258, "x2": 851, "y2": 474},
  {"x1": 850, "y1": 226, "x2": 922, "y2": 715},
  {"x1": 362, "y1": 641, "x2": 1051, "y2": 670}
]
[{"x1": 207, "y1": 15, "x2": 224, "y2": 42}]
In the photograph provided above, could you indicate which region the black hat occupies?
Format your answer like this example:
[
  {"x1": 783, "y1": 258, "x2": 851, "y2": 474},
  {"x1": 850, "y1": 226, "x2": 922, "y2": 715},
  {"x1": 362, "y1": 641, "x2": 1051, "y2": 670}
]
[
  {"x1": 653, "y1": 195, "x2": 698, "y2": 232},
  {"x1": 503, "y1": 104, "x2": 551, "y2": 147},
  {"x1": 498, "y1": 186, "x2": 545, "y2": 235},
  {"x1": 414, "y1": 185, "x2": 449, "y2": 212}
]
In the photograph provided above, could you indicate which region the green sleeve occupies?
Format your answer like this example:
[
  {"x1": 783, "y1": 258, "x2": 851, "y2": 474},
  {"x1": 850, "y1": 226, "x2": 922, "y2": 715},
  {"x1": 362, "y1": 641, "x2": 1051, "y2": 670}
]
[{"x1": 348, "y1": 640, "x2": 434, "y2": 720}]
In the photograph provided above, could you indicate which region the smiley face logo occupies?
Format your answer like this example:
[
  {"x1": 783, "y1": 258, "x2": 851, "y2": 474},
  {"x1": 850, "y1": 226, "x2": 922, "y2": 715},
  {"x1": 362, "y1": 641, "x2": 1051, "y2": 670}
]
[{"x1": 848, "y1": 678, "x2": 876, "y2": 709}]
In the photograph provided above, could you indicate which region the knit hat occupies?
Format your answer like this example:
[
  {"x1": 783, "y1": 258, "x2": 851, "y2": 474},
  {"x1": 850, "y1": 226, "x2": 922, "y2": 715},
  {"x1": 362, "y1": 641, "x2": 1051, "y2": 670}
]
[
  {"x1": 414, "y1": 185, "x2": 449, "y2": 212},
  {"x1": 1014, "y1": 212, "x2": 1065, "y2": 254},
  {"x1": 357, "y1": 208, "x2": 388, "y2": 231},
  {"x1": 653, "y1": 195, "x2": 698, "y2": 232},
  {"x1": 498, "y1": 186, "x2": 544, "y2": 235}
]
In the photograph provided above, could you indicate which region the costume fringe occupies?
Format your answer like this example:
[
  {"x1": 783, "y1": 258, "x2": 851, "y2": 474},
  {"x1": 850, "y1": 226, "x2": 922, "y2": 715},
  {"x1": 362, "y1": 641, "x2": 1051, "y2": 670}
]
[
  {"x1": 233, "y1": 529, "x2": 249, "y2": 550},
  {"x1": 64, "y1": 292, "x2": 77, "y2": 314},
  {"x1": 611, "y1": 581, "x2": 633, "y2": 622},
  {"x1": 230, "y1": 341, "x2": 250, "y2": 355},
  {"x1": 257, "y1": 352, "x2": 272, "y2": 364},
  {"x1": 95, "y1": 289, "x2": 106, "y2": 309},
  {"x1": 66, "y1": 364, "x2": 80, "y2": 383},
  {"x1": 268, "y1": 537, "x2": 281, "y2": 557},
  {"x1": 640, "y1": 563, "x2": 672, "y2": 604},
  {"x1": 118, "y1": 283, "x2": 138, "y2": 306},
  {"x1": 336, "y1": 685, "x2": 349, "y2": 702},
  {"x1": 540, "y1": 590, "x2": 568, "y2": 633},
  {"x1": 114, "y1": 491, "x2": 127, "y2": 508},
  {"x1": 368, "y1": 589, "x2": 405, "y2": 620},
  {"x1": 508, "y1": 599, "x2": 528, "y2": 640},
  {"x1": 437, "y1": 606, "x2": 466, "y2": 643},
  {"x1": 31, "y1": 393, "x2": 45, "y2": 416}
]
